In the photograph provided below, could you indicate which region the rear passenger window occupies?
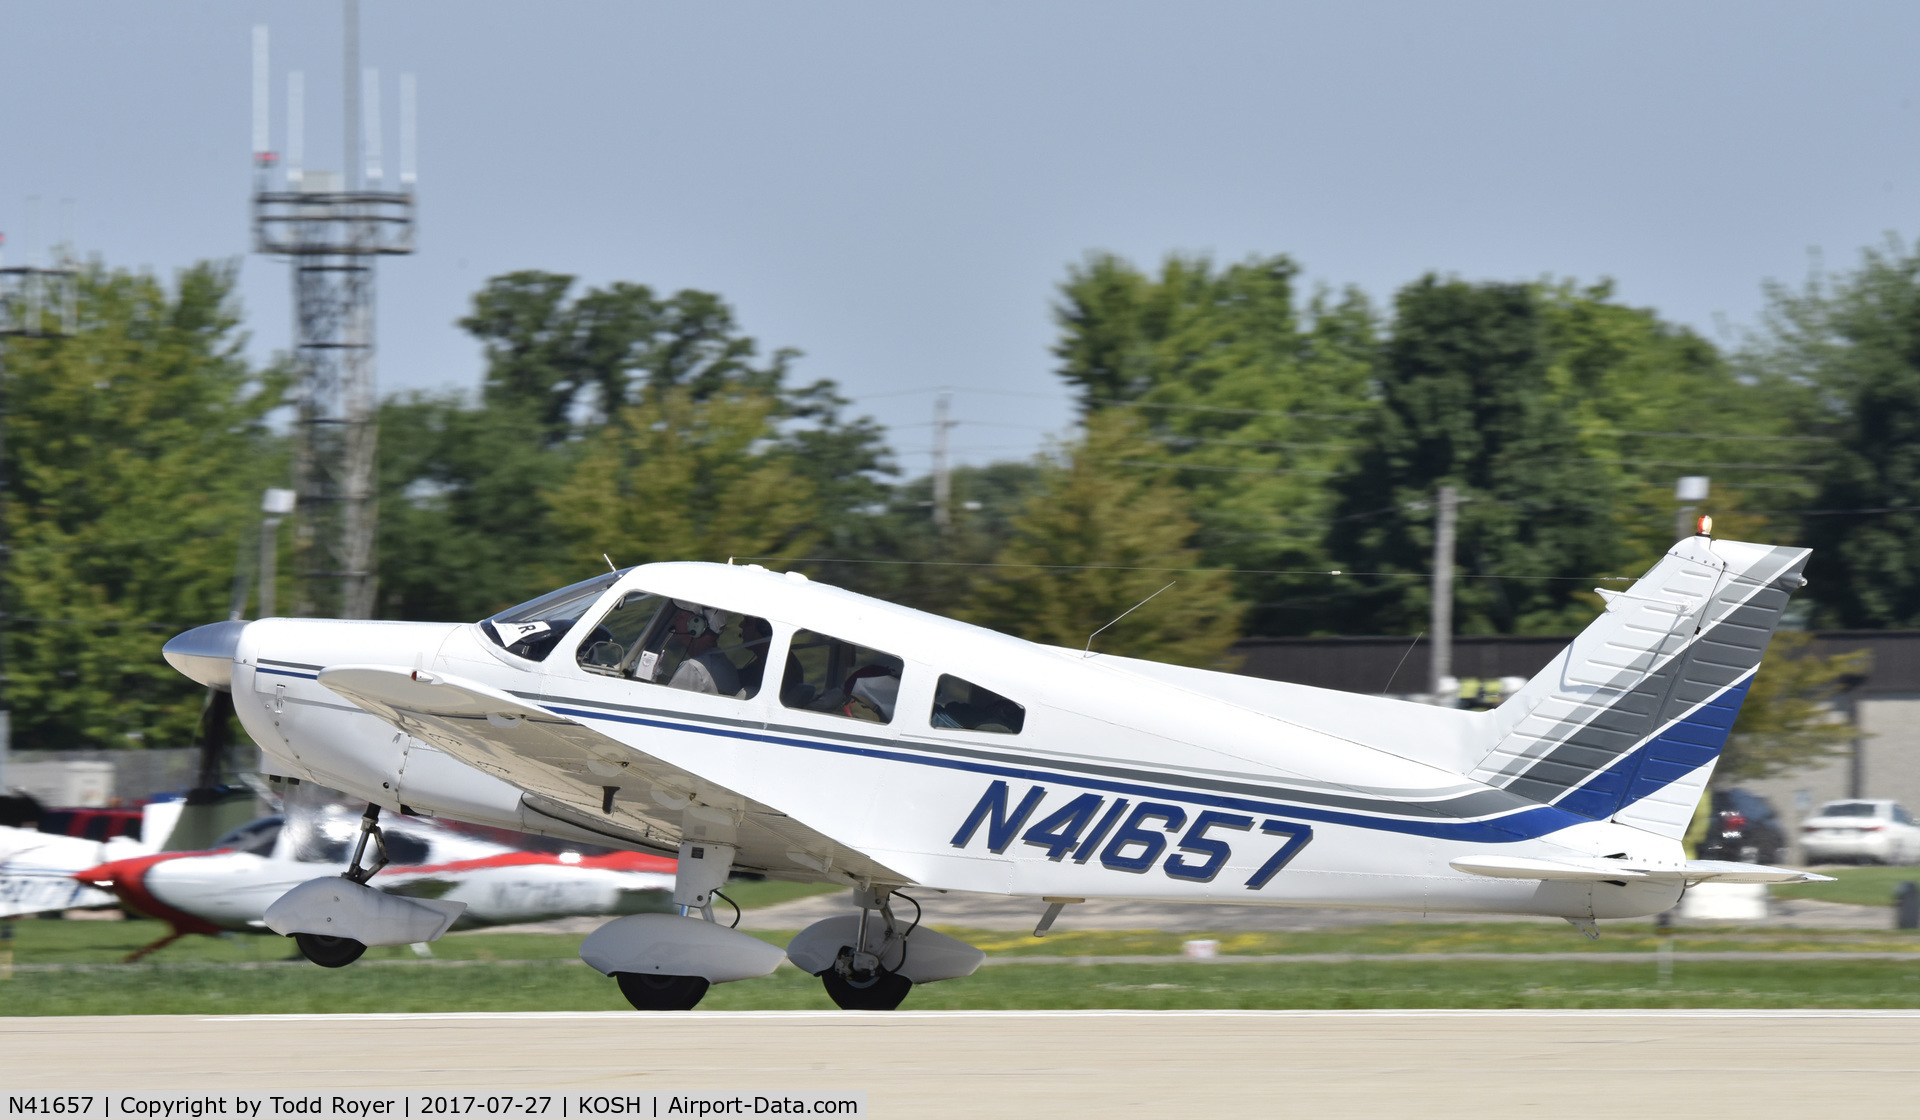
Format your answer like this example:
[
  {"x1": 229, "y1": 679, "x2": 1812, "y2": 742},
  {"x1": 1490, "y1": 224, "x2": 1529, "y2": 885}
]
[
  {"x1": 931, "y1": 675, "x2": 1025, "y2": 734},
  {"x1": 781, "y1": 630, "x2": 903, "y2": 724}
]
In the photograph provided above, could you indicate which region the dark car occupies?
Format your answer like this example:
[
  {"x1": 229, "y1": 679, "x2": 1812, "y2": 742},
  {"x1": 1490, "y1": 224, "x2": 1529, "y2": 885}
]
[
  {"x1": 38, "y1": 806, "x2": 145, "y2": 842},
  {"x1": 1698, "y1": 788, "x2": 1785, "y2": 864}
]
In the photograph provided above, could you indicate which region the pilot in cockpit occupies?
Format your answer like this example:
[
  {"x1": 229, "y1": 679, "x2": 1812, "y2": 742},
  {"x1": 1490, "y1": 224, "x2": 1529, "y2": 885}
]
[{"x1": 666, "y1": 607, "x2": 741, "y2": 696}]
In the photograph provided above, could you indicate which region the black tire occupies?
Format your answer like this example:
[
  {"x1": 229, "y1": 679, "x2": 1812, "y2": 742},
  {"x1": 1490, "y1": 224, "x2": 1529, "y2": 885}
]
[
  {"x1": 614, "y1": 972, "x2": 710, "y2": 1011},
  {"x1": 293, "y1": 932, "x2": 367, "y2": 968},
  {"x1": 821, "y1": 967, "x2": 913, "y2": 1011}
]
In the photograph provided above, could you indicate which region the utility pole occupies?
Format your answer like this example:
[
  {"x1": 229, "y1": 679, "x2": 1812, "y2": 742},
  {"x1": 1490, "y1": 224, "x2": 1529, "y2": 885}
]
[
  {"x1": 251, "y1": 11, "x2": 416, "y2": 619},
  {"x1": 931, "y1": 389, "x2": 954, "y2": 531},
  {"x1": 0, "y1": 240, "x2": 77, "y2": 791},
  {"x1": 1429, "y1": 485, "x2": 1458, "y2": 702}
]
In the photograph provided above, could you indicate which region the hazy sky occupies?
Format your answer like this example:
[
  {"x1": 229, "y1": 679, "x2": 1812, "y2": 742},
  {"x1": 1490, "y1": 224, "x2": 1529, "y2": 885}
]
[{"x1": 5, "y1": 1, "x2": 1919, "y2": 473}]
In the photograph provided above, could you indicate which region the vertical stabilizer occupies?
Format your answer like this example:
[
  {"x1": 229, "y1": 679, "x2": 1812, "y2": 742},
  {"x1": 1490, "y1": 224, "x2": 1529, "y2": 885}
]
[{"x1": 1469, "y1": 536, "x2": 1810, "y2": 839}]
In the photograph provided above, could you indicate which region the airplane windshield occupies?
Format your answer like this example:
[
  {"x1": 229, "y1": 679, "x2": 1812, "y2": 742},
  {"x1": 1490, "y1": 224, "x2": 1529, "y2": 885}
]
[{"x1": 481, "y1": 570, "x2": 628, "y2": 661}]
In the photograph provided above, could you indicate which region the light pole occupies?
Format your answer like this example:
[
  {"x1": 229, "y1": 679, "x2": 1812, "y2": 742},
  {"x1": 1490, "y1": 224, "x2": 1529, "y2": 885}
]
[
  {"x1": 1429, "y1": 485, "x2": 1459, "y2": 702},
  {"x1": 1676, "y1": 475, "x2": 1709, "y2": 541},
  {"x1": 259, "y1": 488, "x2": 297, "y2": 618}
]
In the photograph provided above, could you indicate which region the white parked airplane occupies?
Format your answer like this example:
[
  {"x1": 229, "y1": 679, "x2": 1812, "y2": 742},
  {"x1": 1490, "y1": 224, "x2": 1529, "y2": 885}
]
[
  {"x1": 162, "y1": 530, "x2": 1827, "y2": 1009},
  {"x1": 73, "y1": 811, "x2": 677, "y2": 960}
]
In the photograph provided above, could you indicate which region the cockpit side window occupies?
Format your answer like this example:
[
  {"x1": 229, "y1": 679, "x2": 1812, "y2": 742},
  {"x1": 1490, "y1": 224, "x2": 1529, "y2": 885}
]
[
  {"x1": 481, "y1": 571, "x2": 626, "y2": 661},
  {"x1": 578, "y1": 591, "x2": 774, "y2": 701},
  {"x1": 931, "y1": 674, "x2": 1025, "y2": 734},
  {"x1": 780, "y1": 630, "x2": 904, "y2": 724}
]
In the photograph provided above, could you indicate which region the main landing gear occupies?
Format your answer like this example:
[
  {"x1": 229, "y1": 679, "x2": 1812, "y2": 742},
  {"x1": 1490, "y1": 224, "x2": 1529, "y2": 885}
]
[
  {"x1": 783, "y1": 888, "x2": 985, "y2": 1011},
  {"x1": 819, "y1": 889, "x2": 917, "y2": 1011},
  {"x1": 580, "y1": 840, "x2": 786, "y2": 1010}
]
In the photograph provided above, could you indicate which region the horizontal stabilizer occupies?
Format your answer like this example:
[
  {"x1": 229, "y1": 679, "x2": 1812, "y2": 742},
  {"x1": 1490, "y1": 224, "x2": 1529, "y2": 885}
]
[{"x1": 1449, "y1": 855, "x2": 1833, "y2": 885}]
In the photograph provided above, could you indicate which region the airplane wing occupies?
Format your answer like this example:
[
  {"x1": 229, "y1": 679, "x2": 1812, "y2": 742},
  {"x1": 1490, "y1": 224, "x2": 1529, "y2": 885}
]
[
  {"x1": 1, "y1": 826, "x2": 124, "y2": 917},
  {"x1": 0, "y1": 868, "x2": 117, "y2": 917},
  {"x1": 317, "y1": 665, "x2": 900, "y2": 885},
  {"x1": 1449, "y1": 855, "x2": 1834, "y2": 885}
]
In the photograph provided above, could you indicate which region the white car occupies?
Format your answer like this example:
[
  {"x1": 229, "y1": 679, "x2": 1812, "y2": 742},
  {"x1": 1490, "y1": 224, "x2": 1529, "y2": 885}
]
[{"x1": 1799, "y1": 800, "x2": 1920, "y2": 865}]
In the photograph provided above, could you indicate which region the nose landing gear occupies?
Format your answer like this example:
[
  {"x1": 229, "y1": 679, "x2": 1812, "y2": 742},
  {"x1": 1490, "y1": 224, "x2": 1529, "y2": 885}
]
[{"x1": 288, "y1": 803, "x2": 391, "y2": 968}]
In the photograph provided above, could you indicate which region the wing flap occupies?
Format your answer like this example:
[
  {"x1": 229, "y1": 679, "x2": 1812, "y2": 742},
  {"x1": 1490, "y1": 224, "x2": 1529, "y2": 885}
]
[{"x1": 1450, "y1": 854, "x2": 1833, "y2": 885}]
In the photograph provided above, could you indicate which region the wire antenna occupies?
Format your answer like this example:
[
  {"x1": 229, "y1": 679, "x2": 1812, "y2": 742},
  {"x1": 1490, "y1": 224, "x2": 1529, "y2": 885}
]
[
  {"x1": 286, "y1": 71, "x2": 304, "y2": 187},
  {"x1": 251, "y1": 25, "x2": 270, "y2": 158},
  {"x1": 363, "y1": 69, "x2": 382, "y2": 187},
  {"x1": 399, "y1": 73, "x2": 417, "y2": 187},
  {"x1": 1381, "y1": 632, "x2": 1423, "y2": 696},
  {"x1": 1084, "y1": 581, "x2": 1177, "y2": 658},
  {"x1": 343, "y1": 0, "x2": 360, "y2": 189}
]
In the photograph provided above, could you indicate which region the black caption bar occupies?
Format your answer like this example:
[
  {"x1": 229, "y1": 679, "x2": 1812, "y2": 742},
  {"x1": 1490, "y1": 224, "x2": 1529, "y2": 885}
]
[{"x1": 2, "y1": 1095, "x2": 865, "y2": 1120}]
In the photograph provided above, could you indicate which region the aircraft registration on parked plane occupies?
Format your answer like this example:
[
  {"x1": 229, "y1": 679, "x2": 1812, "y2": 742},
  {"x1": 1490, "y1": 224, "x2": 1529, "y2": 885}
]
[{"x1": 162, "y1": 529, "x2": 1828, "y2": 1009}]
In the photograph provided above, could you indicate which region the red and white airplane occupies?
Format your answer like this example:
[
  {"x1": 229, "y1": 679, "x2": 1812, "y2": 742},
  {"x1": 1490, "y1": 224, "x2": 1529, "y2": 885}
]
[
  {"x1": 161, "y1": 531, "x2": 1828, "y2": 1009},
  {"x1": 75, "y1": 810, "x2": 676, "y2": 959}
]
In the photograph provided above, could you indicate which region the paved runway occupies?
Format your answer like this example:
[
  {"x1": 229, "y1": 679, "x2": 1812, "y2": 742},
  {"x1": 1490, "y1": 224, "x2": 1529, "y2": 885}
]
[{"x1": 5, "y1": 1011, "x2": 1918, "y2": 1118}]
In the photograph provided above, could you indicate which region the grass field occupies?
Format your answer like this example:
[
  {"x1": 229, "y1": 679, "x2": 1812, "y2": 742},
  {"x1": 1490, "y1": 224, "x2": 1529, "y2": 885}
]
[
  {"x1": 5, "y1": 913, "x2": 1920, "y2": 1015},
  {"x1": 1774, "y1": 864, "x2": 1920, "y2": 907}
]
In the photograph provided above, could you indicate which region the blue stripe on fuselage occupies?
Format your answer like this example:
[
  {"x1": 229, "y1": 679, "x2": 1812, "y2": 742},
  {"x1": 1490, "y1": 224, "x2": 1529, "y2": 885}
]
[{"x1": 543, "y1": 702, "x2": 1584, "y2": 843}]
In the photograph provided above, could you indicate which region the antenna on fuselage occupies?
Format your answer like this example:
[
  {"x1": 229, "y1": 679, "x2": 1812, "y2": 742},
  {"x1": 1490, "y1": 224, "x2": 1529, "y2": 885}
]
[
  {"x1": 603, "y1": 553, "x2": 617, "y2": 573},
  {"x1": 1082, "y1": 581, "x2": 1176, "y2": 659}
]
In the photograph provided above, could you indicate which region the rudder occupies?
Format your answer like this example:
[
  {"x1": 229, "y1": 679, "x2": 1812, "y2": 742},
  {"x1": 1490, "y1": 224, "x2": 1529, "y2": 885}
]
[{"x1": 1469, "y1": 535, "x2": 1810, "y2": 839}]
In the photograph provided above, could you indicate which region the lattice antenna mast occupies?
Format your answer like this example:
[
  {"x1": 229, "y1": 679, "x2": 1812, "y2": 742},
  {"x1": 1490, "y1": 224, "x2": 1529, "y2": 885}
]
[
  {"x1": 251, "y1": 5, "x2": 415, "y2": 619},
  {"x1": 0, "y1": 229, "x2": 80, "y2": 790}
]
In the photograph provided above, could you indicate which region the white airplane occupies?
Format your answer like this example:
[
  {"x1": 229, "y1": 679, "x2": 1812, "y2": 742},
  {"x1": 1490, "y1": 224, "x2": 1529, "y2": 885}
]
[
  {"x1": 72, "y1": 812, "x2": 677, "y2": 960},
  {"x1": 162, "y1": 529, "x2": 1828, "y2": 1009},
  {"x1": 0, "y1": 800, "x2": 183, "y2": 919}
]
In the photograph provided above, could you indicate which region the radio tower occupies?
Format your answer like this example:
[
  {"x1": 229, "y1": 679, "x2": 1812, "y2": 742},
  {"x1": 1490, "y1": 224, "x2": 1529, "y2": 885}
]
[{"x1": 250, "y1": 2, "x2": 415, "y2": 618}]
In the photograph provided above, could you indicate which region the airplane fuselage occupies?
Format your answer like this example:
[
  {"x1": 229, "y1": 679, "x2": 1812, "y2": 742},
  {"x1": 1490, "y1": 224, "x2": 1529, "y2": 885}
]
[{"x1": 221, "y1": 563, "x2": 1688, "y2": 922}]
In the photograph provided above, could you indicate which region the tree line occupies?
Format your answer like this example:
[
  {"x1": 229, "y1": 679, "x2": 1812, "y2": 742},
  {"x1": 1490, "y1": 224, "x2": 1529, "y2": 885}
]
[{"x1": 7, "y1": 236, "x2": 1920, "y2": 762}]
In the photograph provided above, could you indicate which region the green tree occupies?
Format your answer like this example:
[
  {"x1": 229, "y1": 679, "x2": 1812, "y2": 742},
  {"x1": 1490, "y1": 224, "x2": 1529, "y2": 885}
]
[
  {"x1": 1053, "y1": 252, "x2": 1378, "y2": 634},
  {"x1": 961, "y1": 412, "x2": 1241, "y2": 667},
  {"x1": 459, "y1": 272, "x2": 792, "y2": 441},
  {"x1": 379, "y1": 272, "x2": 891, "y2": 621},
  {"x1": 3, "y1": 262, "x2": 286, "y2": 750},
  {"x1": 1743, "y1": 238, "x2": 1920, "y2": 626},
  {"x1": 1718, "y1": 632, "x2": 1868, "y2": 783},
  {"x1": 1326, "y1": 277, "x2": 1623, "y2": 635},
  {"x1": 1539, "y1": 280, "x2": 1815, "y2": 576},
  {"x1": 819, "y1": 461, "x2": 1045, "y2": 615},
  {"x1": 375, "y1": 392, "x2": 567, "y2": 621},
  {"x1": 545, "y1": 387, "x2": 822, "y2": 575}
]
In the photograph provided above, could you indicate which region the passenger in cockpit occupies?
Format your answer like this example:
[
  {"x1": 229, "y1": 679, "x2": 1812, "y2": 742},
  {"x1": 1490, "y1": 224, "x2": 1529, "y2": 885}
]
[{"x1": 734, "y1": 617, "x2": 775, "y2": 698}]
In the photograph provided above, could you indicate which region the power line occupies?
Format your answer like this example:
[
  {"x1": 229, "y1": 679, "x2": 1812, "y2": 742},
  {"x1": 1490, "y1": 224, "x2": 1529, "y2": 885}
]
[
  {"x1": 1093, "y1": 458, "x2": 1340, "y2": 478},
  {"x1": 1610, "y1": 429, "x2": 1834, "y2": 444},
  {"x1": 1096, "y1": 398, "x2": 1365, "y2": 421},
  {"x1": 738, "y1": 556, "x2": 1635, "y2": 582}
]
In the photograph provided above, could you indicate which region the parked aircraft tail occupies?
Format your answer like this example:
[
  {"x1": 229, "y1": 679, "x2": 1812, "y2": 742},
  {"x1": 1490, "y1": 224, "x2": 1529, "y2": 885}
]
[{"x1": 1469, "y1": 535, "x2": 1811, "y2": 839}]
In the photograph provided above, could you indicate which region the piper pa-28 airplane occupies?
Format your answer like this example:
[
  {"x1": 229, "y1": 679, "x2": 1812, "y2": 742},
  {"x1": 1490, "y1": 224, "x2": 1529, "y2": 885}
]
[{"x1": 162, "y1": 528, "x2": 1828, "y2": 1010}]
